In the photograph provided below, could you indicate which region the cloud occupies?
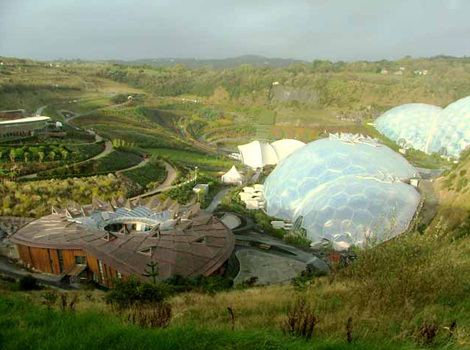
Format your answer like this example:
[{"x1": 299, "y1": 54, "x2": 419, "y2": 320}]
[{"x1": 0, "y1": 0, "x2": 469, "y2": 61}]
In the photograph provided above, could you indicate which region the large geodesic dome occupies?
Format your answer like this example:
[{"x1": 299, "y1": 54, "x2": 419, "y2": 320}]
[
  {"x1": 375, "y1": 104, "x2": 442, "y2": 152},
  {"x1": 426, "y1": 96, "x2": 470, "y2": 157},
  {"x1": 292, "y1": 176, "x2": 420, "y2": 249},
  {"x1": 263, "y1": 136, "x2": 421, "y2": 249}
]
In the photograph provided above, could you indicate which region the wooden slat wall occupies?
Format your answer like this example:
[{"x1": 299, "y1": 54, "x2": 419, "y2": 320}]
[
  {"x1": 29, "y1": 247, "x2": 53, "y2": 274},
  {"x1": 15, "y1": 245, "x2": 127, "y2": 287},
  {"x1": 17, "y1": 244, "x2": 33, "y2": 266},
  {"x1": 49, "y1": 249, "x2": 61, "y2": 275}
]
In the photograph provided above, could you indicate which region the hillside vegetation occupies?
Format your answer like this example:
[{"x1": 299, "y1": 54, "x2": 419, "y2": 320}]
[{"x1": 429, "y1": 148, "x2": 470, "y2": 233}]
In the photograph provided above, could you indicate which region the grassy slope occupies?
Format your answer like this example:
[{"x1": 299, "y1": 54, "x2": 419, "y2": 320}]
[
  {"x1": 429, "y1": 150, "x2": 470, "y2": 232},
  {"x1": 0, "y1": 291, "x2": 430, "y2": 350},
  {"x1": 2, "y1": 230, "x2": 469, "y2": 349}
]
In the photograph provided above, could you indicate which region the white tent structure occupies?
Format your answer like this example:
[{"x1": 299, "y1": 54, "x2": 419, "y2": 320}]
[
  {"x1": 270, "y1": 139, "x2": 305, "y2": 162},
  {"x1": 238, "y1": 139, "x2": 306, "y2": 169},
  {"x1": 221, "y1": 165, "x2": 244, "y2": 185}
]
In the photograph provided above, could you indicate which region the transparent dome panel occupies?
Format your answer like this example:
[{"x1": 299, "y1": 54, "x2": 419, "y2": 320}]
[{"x1": 375, "y1": 103, "x2": 442, "y2": 152}]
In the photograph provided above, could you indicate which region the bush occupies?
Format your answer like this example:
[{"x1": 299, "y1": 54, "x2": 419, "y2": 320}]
[
  {"x1": 105, "y1": 277, "x2": 170, "y2": 310},
  {"x1": 164, "y1": 274, "x2": 233, "y2": 295},
  {"x1": 281, "y1": 296, "x2": 318, "y2": 340},
  {"x1": 127, "y1": 304, "x2": 172, "y2": 329},
  {"x1": 19, "y1": 275, "x2": 40, "y2": 291}
]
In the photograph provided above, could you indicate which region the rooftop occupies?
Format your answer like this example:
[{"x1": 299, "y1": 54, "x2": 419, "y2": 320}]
[
  {"x1": 9, "y1": 197, "x2": 235, "y2": 280},
  {"x1": 0, "y1": 116, "x2": 51, "y2": 126}
]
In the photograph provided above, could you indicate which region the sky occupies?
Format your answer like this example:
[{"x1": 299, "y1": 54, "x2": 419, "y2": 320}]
[{"x1": 1, "y1": 0, "x2": 470, "y2": 62}]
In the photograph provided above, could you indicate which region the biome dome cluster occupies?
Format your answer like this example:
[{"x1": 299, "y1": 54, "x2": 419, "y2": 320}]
[
  {"x1": 263, "y1": 134, "x2": 421, "y2": 250},
  {"x1": 375, "y1": 95, "x2": 470, "y2": 158},
  {"x1": 375, "y1": 104, "x2": 442, "y2": 152}
]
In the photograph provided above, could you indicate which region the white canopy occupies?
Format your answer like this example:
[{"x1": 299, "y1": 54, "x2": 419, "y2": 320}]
[
  {"x1": 221, "y1": 165, "x2": 244, "y2": 185},
  {"x1": 238, "y1": 139, "x2": 306, "y2": 169}
]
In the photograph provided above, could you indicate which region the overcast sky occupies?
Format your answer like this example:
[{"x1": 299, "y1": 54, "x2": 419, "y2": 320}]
[{"x1": 1, "y1": 0, "x2": 470, "y2": 62}]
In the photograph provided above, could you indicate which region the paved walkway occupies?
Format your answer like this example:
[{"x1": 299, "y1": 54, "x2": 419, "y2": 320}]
[
  {"x1": 235, "y1": 231, "x2": 330, "y2": 273},
  {"x1": 19, "y1": 139, "x2": 114, "y2": 180},
  {"x1": 204, "y1": 188, "x2": 231, "y2": 213},
  {"x1": 234, "y1": 248, "x2": 306, "y2": 285},
  {"x1": 35, "y1": 105, "x2": 47, "y2": 116},
  {"x1": 65, "y1": 100, "x2": 131, "y2": 123},
  {"x1": 133, "y1": 161, "x2": 179, "y2": 199},
  {"x1": 117, "y1": 157, "x2": 151, "y2": 174}
]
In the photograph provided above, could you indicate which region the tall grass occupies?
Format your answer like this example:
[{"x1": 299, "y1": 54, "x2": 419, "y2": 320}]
[{"x1": 0, "y1": 293, "x2": 423, "y2": 350}]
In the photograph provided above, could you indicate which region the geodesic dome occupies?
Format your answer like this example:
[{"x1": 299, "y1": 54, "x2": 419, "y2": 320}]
[
  {"x1": 375, "y1": 104, "x2": 442, "y2": 152},
  {"x1": 426, "y1": 96, "x2": 470, "y2": 157},
  {"x1": 263, "y1": 137, "x2": 420, "y2": 249},
  {"x1": 292, "y1": 176, "x2": 420, "y2": 249}
]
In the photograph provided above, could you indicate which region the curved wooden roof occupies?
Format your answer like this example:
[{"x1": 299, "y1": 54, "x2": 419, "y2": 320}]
[{"x1": 10, "y1": 201, "x2": 234, "y2": 280}]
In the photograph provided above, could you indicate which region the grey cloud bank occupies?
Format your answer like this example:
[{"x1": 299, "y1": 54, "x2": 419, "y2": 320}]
[{"x1": 1, "y1": 0, "x2": 469, "y2": 61}]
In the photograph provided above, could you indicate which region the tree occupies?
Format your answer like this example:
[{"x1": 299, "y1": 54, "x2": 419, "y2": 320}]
[
  {"x1": 61, "y1": 150, "x2": 68, "y2": 161},
  {"x1": 38, "y1": 152, "x2": 44, "y2": 163},
  {"x1": 142, "y1": 261, "x2": 159, "y2": 284},
  {"x1": 9, "y1": 149, "x2": 16, "y2": 163},
  {"x1": 24, "y1": 152, "x2": 30, "y2": 163},
  {"x1": 48, "y1": 151, "x2": 56, "y2": 162}
]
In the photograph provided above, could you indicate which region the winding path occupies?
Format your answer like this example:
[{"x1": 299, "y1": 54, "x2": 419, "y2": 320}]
[
  {"x1": 35, "y1": 105, "x2": 47, "y2": 116},
  {"x1": 204, "y1": 188, "x2": 231, "y2": 213},
  {"x1": 132, "y1": 160, "x2": 178, "y2": 199},
  {"x1": 19, "y1": 139, "x2": 113, "y2": 180}
]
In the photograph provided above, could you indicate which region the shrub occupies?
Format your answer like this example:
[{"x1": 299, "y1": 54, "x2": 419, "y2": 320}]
[
  {"x1": 19, "y1": 275, "x2": 39, "y2": 291},
  {"x1": 127, "y1": 303, "x2": 172, "y2": 329},
  {"x1": 42, "y1": 290, "x2": 59, "y2": 309},
  {"x1": 105, "y1": 277, "x2": 170, "y2": 310},
  {"x1": 164, "y1": 274, "x2": 233, "y2": 295},
  {"x1": 281, "y1": 296, "x2": 318, "y2": 340},
  {"x1": 59, "y1": 293, "x2": 79, "y2": 312}
]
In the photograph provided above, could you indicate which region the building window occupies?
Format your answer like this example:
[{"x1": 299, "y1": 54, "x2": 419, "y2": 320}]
[
  {"x1": 57, "y1": 250, "x2": 64, "y2": 273},
  {"x1": 75, "y1": 256, "x2": 86, "y2": 265},
  {"x1": 98, "y1": 260, "x2": 105, "y2": 284}
]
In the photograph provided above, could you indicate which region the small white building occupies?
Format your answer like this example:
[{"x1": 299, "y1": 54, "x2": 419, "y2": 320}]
[
  {"x1": 239, "y1": 185, "x2": 266, "y2": 210},
  {"x1": 221, "y1": 165, "x2": 244, "y2": 185},
  {"x1": 271, "y1": 221, "x2": 293, "y2": 230},
  {"x1": 193, "y1": 184, "x2": 209, "y2": 195},
  {"x1": 245, "y1": 199, "x2": 265, "y2": 210},
  {"x1": 253, "y1": 184, "x2": 264, "y2": 191}
]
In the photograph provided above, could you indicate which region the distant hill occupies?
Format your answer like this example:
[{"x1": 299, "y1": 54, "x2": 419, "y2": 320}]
[{"x1": 107, "y1": 55, "x2": 307, "y2": 69}]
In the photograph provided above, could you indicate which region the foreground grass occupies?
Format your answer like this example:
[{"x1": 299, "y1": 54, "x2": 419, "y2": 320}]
[
  {"x1": 0, "y1": 292, "x2": 423, "y2": 350},
  {"x1": 2, "y1": 232, "x2": 470, "y2": 349}
]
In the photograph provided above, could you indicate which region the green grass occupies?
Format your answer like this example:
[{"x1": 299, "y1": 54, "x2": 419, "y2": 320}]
[
  {"x1": 146, "y1": 148, "x2": 236, "y2": 173},
  {"x1": 35, "y1": 150, "x2": 142, "y2": 179},
  {"x1": 120, "y1": 160, "x2": 167, "y2": 189},
  {"x1": 0, "y1": 293, "x2": 425, "y2": 350}
]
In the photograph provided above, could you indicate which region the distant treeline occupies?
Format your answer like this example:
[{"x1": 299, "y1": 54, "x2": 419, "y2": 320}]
[
  {"x1": 96, "y1": 57, "x2": 470, "y2": 111},
  {"x1": 0, "y1": 83, "x2": 81, "y2": 94}
]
